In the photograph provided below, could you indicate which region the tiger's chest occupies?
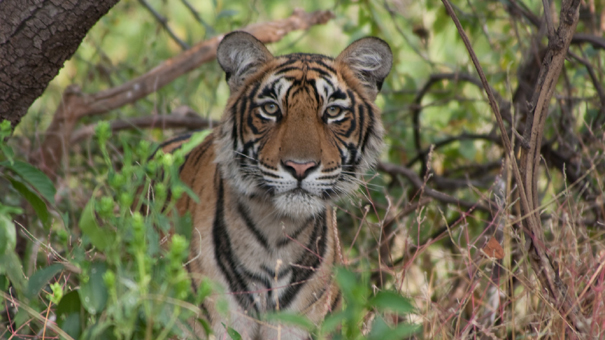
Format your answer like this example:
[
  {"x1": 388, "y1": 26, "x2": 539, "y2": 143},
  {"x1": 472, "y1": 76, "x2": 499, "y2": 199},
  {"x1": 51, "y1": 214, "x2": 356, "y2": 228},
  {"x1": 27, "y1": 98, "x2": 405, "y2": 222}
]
[{"x1": 214, "y1": 183, "x2": 330, "y2": 314}]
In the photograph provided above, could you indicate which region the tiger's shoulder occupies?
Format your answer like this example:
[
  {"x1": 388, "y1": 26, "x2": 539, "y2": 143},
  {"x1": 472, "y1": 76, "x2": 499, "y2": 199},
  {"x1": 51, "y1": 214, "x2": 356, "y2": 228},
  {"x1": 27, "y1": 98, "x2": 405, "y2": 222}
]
[{"x1": 158, "y1": 130, "x2": 220, "y2": 213}]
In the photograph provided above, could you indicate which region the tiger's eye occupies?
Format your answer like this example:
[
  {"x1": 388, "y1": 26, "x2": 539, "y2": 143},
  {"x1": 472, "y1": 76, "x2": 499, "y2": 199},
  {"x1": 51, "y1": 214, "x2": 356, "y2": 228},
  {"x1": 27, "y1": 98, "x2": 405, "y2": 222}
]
[
  {"x1": 263, "y1": 103, "x2": 279, "y2": 115},
  {"x1": 325, "y1": 106, "x2": 341, "y2": 118}
]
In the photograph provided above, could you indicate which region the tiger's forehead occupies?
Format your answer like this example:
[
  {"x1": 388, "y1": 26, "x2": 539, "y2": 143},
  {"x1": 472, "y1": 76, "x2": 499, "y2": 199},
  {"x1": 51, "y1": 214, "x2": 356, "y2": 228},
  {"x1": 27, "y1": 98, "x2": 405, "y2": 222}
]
[
  {"x1": 270, "y1": 54, "x2": 337, "y2": 81},
  {"x1": 255, "y1": 53, "x2": 347, "y2": 106}
]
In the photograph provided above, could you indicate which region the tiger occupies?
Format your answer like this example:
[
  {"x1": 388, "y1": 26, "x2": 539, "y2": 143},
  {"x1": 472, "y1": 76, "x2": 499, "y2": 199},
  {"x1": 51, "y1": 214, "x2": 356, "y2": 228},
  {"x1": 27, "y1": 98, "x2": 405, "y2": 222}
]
[{"x1": 161, "y1": 31, "x2": 392, "y2": 340}]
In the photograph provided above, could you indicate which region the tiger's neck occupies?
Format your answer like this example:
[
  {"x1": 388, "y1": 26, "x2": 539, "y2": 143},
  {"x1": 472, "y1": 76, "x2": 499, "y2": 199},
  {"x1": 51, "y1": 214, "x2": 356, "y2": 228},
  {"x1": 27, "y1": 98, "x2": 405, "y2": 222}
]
[{"x1": 225, "y1": 181, "x2": 328, "y2": 249}]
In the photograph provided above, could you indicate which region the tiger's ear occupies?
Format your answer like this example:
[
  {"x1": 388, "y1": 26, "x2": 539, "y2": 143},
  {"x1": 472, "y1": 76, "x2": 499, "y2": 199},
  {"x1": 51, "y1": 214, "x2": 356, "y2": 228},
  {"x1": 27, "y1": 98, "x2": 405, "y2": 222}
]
[
  {"x1": 217, "y1": 31, "x2": 274, "y2": 93},
  {"x1": 336, "y1": 37, "x2": 392, "y2": 100}
]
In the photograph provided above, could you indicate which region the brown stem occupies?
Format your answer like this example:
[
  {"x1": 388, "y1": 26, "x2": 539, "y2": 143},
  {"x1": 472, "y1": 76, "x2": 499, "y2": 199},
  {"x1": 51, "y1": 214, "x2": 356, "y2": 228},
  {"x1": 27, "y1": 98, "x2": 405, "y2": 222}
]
[{"x1": 70, "y1": 108, "x2": 219, "y2": 144}]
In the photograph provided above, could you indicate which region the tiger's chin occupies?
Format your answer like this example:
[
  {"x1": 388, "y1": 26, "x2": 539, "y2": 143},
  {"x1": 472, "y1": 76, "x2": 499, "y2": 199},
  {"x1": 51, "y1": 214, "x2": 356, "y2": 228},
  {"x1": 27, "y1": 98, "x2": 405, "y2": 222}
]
[{"x1": 273, "y1": 189, "x2": 326, "y2": 219}]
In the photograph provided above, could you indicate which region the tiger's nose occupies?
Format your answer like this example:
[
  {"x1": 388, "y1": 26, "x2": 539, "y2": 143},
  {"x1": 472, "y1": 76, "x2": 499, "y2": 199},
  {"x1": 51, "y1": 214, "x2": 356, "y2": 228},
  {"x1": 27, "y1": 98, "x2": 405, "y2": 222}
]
[{"x1": 283, "y1": 160, "x2": 318, "y2": 180}]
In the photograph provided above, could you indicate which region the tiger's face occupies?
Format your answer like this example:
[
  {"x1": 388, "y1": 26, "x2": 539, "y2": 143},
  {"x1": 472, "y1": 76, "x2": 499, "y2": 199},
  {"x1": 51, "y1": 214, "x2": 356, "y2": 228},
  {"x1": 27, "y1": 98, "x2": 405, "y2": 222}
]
[{"x1": 215, "y1": 32, "x2": 392, "y2": 218}]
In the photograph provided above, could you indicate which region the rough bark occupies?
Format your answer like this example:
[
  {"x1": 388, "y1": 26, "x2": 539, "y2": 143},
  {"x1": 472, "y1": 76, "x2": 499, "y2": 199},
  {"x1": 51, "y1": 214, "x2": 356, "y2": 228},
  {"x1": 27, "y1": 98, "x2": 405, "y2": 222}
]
[{"x1": 0, "y1": 0, "x2": 120, "y2": 127}]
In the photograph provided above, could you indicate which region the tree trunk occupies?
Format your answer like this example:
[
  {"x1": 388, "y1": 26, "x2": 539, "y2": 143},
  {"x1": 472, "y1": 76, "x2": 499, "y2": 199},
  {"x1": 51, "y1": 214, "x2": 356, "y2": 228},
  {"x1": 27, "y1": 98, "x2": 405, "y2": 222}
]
[{"x1": 0, "y1": 0, "x2": 120, "y2": 128}]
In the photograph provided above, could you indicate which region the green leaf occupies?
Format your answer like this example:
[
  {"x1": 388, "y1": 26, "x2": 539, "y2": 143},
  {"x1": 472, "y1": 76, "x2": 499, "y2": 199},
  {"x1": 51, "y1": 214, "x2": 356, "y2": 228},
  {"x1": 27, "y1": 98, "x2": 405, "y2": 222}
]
[
  {"x1": 175, "y1": 212, "x2": 192, "y2": 240},
  {"x1": 222, "y1": 323, "x2": 242, "y2": 340},
  {"x1": 335, "y1": 267, "x2": 357, "y2": 301},
  {"x1": 0, "y1": 214, "x2": 16, "y2": 254},
  {"x1": 0, "y1": 274, "x2": 7, "y2": 291},
  {"x1": 369, "y1": 290, "x2": 415, "y2": 314},
  {"x1": 1, "y1": 161, "x2": 56, "y2": 205},
  {"x1": 320, "y1": 311, "x2": 347, "y2": 334},
  {"x1": 459, "y1": 139, "x2": 476, "y2": 161},
  {"x1": 57, "y1": 290, "x2": 82, "y2": 318},
  {"x1": 79, "y1": 196, "x2": 114, "y2": 251},
  {"x1": 0, "y1": 252, "x2": 25, "y2": 291},
  {"x1": 26, "y1": 264, "x2": 64, "y2": 299},
  {"x1": 196, "y1": 318, "x2": 212, "y2": 337},
  {"x1": 57, "y1": 291, "x2": 82, "y2": 340},
  {"x1": 176, "y1": 130, "x2": 212, "y2": 156},
  {"x1": 265, "y1": 312, "x2": 315, "y2": 331},
  {"x1": 59, "y1": 313, "x2": 81, "y2": 340},
  {"x1": 15, "y1": 308, "x2": 30, "y2": 329},
  {"x1": 0, "y1": 144, "x2": 15, "y2": 162},
  {"x1": 79, "y1": 262, "x2": 108, "y2": 315},
  {"x1": 367, "y1": 315, "x2": 420, "y2": 340},
  {"x1": 8, "y1": 176, "x2": 50, "y2": 229}
]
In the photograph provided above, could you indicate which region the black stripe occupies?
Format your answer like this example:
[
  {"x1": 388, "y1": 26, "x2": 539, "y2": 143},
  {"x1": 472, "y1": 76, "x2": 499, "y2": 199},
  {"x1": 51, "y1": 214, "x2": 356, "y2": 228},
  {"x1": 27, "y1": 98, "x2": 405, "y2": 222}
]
[
  {"x1": 260, "y1": 264, "x2": 292, "y2": 281},
  {"x1": 308, "y1": 67, "x2": 330, "y2": 77},
  {"x1": 279, "y1": 210, "x2": 328, "y2": 309},
  {"x1": 357, "y1": 104, "x2": 365, "y2": 148},
  {"x1": 339, "y1": 112, "x2": 356, "y2": 138},
  {"x1": 314, "y1": 60, "x2": 336, "y2": 73},
  {"x1": 316, "y1": 174, "x2": 339, "y2": 180},
  {"x1": 299, "y1": 275, "x2": 333, "y2": 312},
  {"x1": 275, "y1": 66, "x2": 302, "y2": 76},
  {"x1": 230, "y1": 107, "x2": 239, "y2": 151},
  {"x1": 238, "y1": 95, "x2": 248, "y2": 143},
  {"x1": 156, "y1": 132, "x2": 193, "y2": 150},
  {"x1": 259, "y1": 79, "x2": 280, "y2": 100},
  {"x1": 329, "y1": 89, "x2": 347, "y2": 101},
  {"x1": 276, "y1": 216, "x2": 314, "y2": 248},
  {"x1": 308, "y1": 79, "x2": 321, "y2": 106},
  {"x1": 274, "y1": 58, "x2": 298, "y2": 70},
  {"x1": 260, "y1": 170, "x2": 280, "y2": 179},
  {"x1": 236, "y1": 202, "x2": 270, "y2": 251},
  {"x1": 359, "y1": 103, "x2": 375, "y2": 154},
  {"x1": 330, "y1": 291, "x2": 342, "y2": 312},
  {"x1": 190, "y1": 136, "x2": 213, "y2": 167},
  {"x1": 212, "y1": 179, "x2": 259, "y2": 314},
  {"x1": 186, "y1": 262, "x2": 213, "y2": 323}
]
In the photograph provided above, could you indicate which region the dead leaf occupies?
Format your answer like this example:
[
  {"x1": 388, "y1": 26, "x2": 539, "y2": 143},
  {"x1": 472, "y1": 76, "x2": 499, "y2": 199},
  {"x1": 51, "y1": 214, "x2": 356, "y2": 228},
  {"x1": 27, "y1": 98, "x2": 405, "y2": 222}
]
[{"x1": 483, "y1": 236, "x2": 504, "y2": 259}]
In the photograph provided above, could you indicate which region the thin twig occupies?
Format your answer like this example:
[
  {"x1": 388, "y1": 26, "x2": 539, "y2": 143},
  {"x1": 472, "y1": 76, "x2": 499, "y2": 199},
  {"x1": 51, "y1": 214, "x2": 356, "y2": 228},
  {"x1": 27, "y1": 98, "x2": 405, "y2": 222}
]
[
  {"x1": 567, "y1": 50, "x2": 605, "y2": 115},
  {"x1": 138, "y1": 0, "x2": 190, "y2": 50},
  {"x1": 377, "y1": 162, "x2": 493, "y2": 212},
  {"x1": 179, "y1": 0, "x2": 214, "y2": 36},
  {"x1": 440, "y1": 0, "x2": 535, "y2": 231},
  {"x1": 542, "y1": 0, "x2": 555, "y2": 38},
  {"x1": 410, "y1": 72, "x2": 513, "y2": 174},
  {"x1": 70, "y1": 107, "x2": 218, "y2": 143},
  {"x1": 442, "y1": 0, "x2": 588, "y2": 334}
]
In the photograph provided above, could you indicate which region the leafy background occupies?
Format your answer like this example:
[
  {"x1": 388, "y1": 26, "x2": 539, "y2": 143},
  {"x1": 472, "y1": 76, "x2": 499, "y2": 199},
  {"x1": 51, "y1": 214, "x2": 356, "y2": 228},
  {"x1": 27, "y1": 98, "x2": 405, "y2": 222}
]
[{"x1": 2, "y1": 0, "x2": 604, "y2": 339}]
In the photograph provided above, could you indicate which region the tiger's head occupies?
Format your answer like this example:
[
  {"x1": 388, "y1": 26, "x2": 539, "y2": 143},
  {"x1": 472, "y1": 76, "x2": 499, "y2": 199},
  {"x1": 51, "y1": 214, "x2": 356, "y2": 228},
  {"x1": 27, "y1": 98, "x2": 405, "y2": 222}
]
[{"x1": 215, "y1": 31, "x2": 392, "y2": 218}]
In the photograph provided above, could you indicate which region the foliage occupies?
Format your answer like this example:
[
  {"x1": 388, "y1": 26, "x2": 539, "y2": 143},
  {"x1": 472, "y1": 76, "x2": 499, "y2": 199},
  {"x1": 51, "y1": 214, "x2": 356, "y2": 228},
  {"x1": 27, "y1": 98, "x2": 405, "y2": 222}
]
[
  {"x1": 2, "y1": 0, "x2": 605, "y2": 338},
  {"x1": 1, "y1": 120, "x2": 201, "y2": 339}
]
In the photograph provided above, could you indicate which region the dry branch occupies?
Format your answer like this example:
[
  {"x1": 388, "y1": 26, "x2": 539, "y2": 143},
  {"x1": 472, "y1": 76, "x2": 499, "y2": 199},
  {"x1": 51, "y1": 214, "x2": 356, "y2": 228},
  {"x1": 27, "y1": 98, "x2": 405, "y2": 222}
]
[
  {"x1": 410, "y1": 72, "x2": 513, "y2": 175},
  {"x1": 377, "y1": 161, "x2": 492, "y2": 213},
  {"x1": 33, "y1": 9, "x2": 334, "y2": 179},
  {"x1": 70, "y1": 109, "x2": 219, "y2": 144}
]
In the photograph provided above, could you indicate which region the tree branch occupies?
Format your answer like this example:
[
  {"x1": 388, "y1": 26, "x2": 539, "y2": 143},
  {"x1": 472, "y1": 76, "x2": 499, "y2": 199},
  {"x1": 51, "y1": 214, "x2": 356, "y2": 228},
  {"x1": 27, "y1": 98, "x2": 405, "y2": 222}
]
[
  {"x1": 410, "y1": 72, "x2": 512, "y2": 175},
  {"x1": 33, "y1": 9, "x2": 334, "y2": 179},
  {"x1": 70, "y1": 106, "x2": 218, "y2": 143},
  {"x1": 377, "y1": 162, "x2": 492, "y2": 213}
]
